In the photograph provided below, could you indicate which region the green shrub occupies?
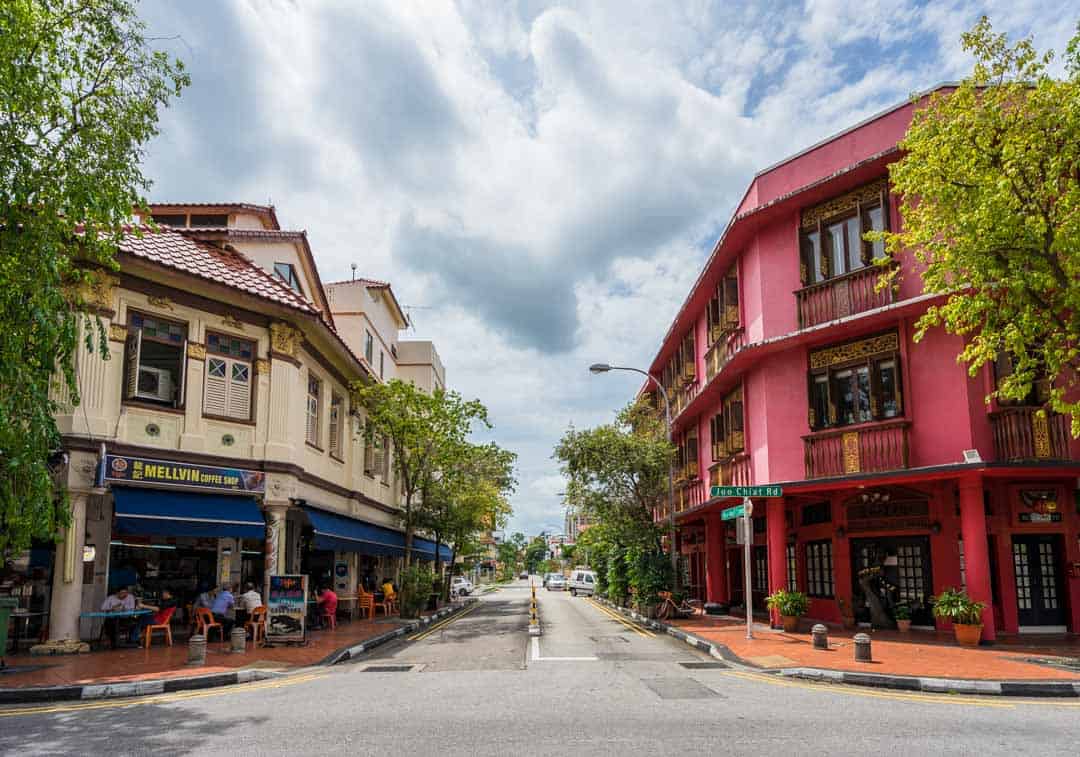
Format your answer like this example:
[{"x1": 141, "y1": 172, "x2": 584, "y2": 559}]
[
  {"x1": 931, "y1": 587, "x2": 984, "y2": 625},
  {"x1": 765, "y1": 589, "x2": 810, "y2": 617},
  {"x1": 605, "y1": 549, "x2": 627, "y2": 604},
  {"x1": 894, "y1": 603, "x2": 911, "y2": 621},
  {"x1": 625, "y1": 545, "x2": 670, "y2": 607},
  {"x1": 399, "y1": 565, "x2": 435, "y2": 618}
]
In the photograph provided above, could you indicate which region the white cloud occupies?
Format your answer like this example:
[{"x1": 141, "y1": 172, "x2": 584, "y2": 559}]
[{"x1": 139, "y1": 0, "x2": 1070, "y2": 535}]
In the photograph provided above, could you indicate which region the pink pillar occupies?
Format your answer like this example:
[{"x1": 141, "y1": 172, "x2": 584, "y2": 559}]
[
  {"x1": 767, "y1": 498, "x2": 787, "y2": 629},
  {"x1": 958, "y1": 477, "x2": 996, "y2": 642},
  {"x1": 704, "y1": 513, "x2": 728, "y2": 603}
]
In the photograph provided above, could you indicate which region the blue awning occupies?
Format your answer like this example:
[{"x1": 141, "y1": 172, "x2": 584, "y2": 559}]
[
  {"x1": 302, "y1": 505, "x2": 453, "y2": 561},
  {"x1": 113, "y1": 487, "x2": 265, "y2": 538}
]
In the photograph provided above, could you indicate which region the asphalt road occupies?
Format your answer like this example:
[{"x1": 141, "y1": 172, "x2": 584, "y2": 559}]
[{"x1": 2, "y1": 577, "x2": 1079, "y2": 756}]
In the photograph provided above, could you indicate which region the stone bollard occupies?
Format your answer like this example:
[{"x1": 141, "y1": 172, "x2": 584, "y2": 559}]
[
  {"x1": 853, "y1": 632, "x2": 872, "y2": 662},
  {"x1": 187, "y1": 634, "x2": 207, "y2": 666},
  {"x1": 811, "y1": 623, "x2": 829, "y2": 650},
  {"x1": 230, "y1": 627, "x2": 247, "y2": 654}
]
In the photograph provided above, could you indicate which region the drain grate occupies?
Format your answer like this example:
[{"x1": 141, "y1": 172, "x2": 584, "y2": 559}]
[
  {"x1": 589, "y1": 635, "x2": 630, "y2": 643},
  {"x1": 678, "y1": 661, "x2": 727, "y2": 669},
  {"x1": 362, "y1": 665, "x2": 415, "y2": 673}
]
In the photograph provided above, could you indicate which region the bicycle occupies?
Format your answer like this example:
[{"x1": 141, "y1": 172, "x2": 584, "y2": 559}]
[{"x1": 656, "y1": 591, "x2": 698, "y2": 621}]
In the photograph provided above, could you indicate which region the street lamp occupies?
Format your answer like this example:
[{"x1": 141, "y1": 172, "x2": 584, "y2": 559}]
[{"x1": 589, "y1": 362, "x2": 679, "y2": 592}]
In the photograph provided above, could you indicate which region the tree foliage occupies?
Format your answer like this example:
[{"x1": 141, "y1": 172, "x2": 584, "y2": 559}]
[
  {"x1": 0, "y1": 0, "x2": 187, "y2": 559},
  {"x1": 352, "y1": 379, "x2": 491, "y2": 566},
  {"x1": 524, "y1": 536, "x2": 548, "y2": 574},
  {"x1": 874, "y1": 17, "x2": 1080, "y2": 434}
]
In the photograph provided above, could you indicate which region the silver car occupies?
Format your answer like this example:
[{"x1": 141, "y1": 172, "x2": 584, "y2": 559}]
[{"x1": 546, "y1": 574, "x2": 566, "y2": 591}]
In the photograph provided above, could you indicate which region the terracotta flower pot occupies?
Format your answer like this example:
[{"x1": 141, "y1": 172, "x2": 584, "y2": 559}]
[
  {"x1": 781, "y1": 615, "x2": 799, "y2": 633},
  {"x1": 953, "y1": 623, "x2": 982, "y2": 646},
  {"x1": 896, "y1": 619, "x2": 912, "y2": 632}
]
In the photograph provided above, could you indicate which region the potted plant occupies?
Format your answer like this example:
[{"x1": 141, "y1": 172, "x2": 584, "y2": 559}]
[
  {"x1": 931, "y1": 587, "x2": 985, "y2": 646},
  {"x1": 894, "y1": 603, "x2": 912, "y2": 632},
  {"x1": 765, "y1": 589, "x2": 810, "y2": 633}
]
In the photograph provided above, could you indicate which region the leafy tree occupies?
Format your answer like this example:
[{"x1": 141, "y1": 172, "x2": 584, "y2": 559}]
[
  {"x1": 0, "y1": 0, "x2": 187, "y2": 560},
  {"x1": 874, "y1": 17, "x2": 1080, "y2": 434},
  {"x1": 524, "y1": 536, "x2": 548, "y2": 574},
  {"x1": 353, "y1": 379, "x2": 490, "y2": 566},
  {"x1": 559, "y1": 543, "x2": 576, "y2": 566}
]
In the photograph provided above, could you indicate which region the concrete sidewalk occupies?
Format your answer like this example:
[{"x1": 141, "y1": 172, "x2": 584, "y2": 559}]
[
  {"x1": 0, "y1": 601, "x2": 473, "y2": 703},
  {"x1": 598, "y1": 599, "x2": 1080, "y2": 697}
]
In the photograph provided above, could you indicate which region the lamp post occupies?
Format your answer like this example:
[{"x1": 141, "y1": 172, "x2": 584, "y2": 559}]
[{"x1": 589, "y1": 363, "x2": 680, "y2": 592}]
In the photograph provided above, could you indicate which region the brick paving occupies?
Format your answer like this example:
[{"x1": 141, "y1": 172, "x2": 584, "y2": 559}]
[
  {"x1": 672, "y1": 614, "x2": 1080, "y2": 681},
  {"x1": 0, "y1": 615, "x2": 415, "y2": 689}
]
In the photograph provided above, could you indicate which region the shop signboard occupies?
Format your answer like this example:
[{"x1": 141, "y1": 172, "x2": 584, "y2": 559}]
[
  {"x1": 267, "y1": 574, "x2": 307, "y2": 643},
  {"x1": 101, "y1": 454, "x2": 266, "y2": 494}
]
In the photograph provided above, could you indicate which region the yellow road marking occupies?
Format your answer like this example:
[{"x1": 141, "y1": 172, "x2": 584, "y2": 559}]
[
  {"x1": 723, "y1": 670, "x2": 1014, "y2": 708},
  {"x1": 408, "y1": 605, "x2": 479, "y2": 641},
  {"x1": 0, "y1": 672, "x2": 326, "y2": 718},
  {"x1": 587, "y1": 599, "x2": 656, "y2": 638}
]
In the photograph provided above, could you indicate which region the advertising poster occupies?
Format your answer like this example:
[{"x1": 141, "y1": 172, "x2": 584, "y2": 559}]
[{"x1": 267, "y1": 574, "x2": 307, "y2": 643}]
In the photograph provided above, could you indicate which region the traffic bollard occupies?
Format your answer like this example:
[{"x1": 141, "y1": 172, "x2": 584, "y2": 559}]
[
  {"x1": 230, "y1": 627, "x2": 247, "y2": 654},
  {"x1": 811, "y1": 623, "x2": 828, "y2": 650},
  {"x1": 187, "y1": 634, "x2": 207, "y2": 666},
  {"x1": 853, "y1": 632, "x2": 872, "y2": 662}
]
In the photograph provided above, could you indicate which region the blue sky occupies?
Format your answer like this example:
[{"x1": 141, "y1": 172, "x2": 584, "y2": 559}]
[{"x1": 138, "y1": 1, "x2": 1075, "y2": 537}]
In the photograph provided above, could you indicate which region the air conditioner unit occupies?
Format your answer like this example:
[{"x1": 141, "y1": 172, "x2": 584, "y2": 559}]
[{"x1": 136, "y1": 366, "x2": 174, "y2": 402}]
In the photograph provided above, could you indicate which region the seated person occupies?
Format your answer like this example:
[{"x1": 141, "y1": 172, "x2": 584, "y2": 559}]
[
  {"x1": 239, "y1": 582, "x2": 262, "y2": 611},
  {"x1": 210, "y1": 584, "x2": 236, "y2": 634},
  {"x1": 101, "y1": 587, "x2": 136, "y2": 612},
  {"x1": 132, "y1": 589, "x2": 177, "y2": 642},
  {"x1": 317, "y1": 586, "x2": 338, "y2": 625}
]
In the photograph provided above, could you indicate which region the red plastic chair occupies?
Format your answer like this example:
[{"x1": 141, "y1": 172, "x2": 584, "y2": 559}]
[
  {"x1": 195, "y1": 607, "x2": 224, "y2": 642},
  {"x1": 143, "y1": 606, "x2": 177, "y2": 648}
]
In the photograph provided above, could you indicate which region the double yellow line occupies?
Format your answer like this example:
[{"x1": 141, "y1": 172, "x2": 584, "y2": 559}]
[
  {"x1": 587, "y1": 598, "x2": 656, "y2": 638},
  {"x1": 407, "y1": 604, "x2": 478, "y2": 642},
  {"x1": 0, "y1": 671, "x2": 325, "y2": 718}
]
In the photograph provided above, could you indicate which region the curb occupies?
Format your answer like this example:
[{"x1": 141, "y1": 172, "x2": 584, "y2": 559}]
[
  {"x1": 594, "y1": 598, "x2": 1080, "y2": 698},
  {"x1": 0, "y1": 600, "x2": 478, "y2": 705},
  {"x1": 323, "y1": 598, "x2": 478, "y2": 666}
]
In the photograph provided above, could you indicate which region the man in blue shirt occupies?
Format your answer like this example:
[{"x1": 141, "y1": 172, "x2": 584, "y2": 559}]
[{"x1": 211, "y1": 584, "x2": 236, "y2": 634}]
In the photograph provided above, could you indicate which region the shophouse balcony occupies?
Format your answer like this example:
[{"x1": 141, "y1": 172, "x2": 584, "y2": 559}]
[
  {"x1": 708, "y1": 454, "x2": 752, "y2": 488},
  {"x1": 795, "y1": 266, "x2": 893, "y2": 329},
  {"x1": 704, "y1": 328, "x2": 746, "y2": 382},
  {"x1": 803, "y1": 419, "x2": 910, "y2": 479},
  {"x1": 989, "y1": 407, "x2": 1075, "y2": 462}
]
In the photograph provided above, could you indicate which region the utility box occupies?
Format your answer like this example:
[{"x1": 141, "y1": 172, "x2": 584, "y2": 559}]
[{"x1": 735, "y1": 518, "x2": 748, "y2": 545}]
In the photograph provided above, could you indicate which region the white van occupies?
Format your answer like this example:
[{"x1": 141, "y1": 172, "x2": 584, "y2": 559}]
[{"x1": 568, "y1": 569, "x2": 597, "y2": 597}]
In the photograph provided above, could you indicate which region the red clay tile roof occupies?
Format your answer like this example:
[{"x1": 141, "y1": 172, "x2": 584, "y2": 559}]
[
  {"x1": 325, "y1": 277, "x2": 390, "y2": 288},
  {"x1": 148, "y1": 203, "x2": 280, "y2": 230},
  {"x1": 119, "y1": 227, "x2": 317, "y2": 314}
]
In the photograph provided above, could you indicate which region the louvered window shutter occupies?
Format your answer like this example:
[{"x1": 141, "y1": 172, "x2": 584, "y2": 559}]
[
  {"x1": 123, "y1": 331, "x2": 142, "y2": 400},
  {"x1": 229, "y1": 361, "x2": 251, "y2": 420},
  {"x1": 204, "y1": 358, "x2": 228, "y2": 416},
  {"x1": 306, "y1": 394, "x2": 319, "y2": 445},
  {"x1": 373, "y1": 438, "x2": 385, "y2": 480},
  {"x1": 176, "y1": 339, "x2": 188, "y2": 408},
  {"x1": 328, "y1": 396, "x2": 341, "y2": 458},
  {"x1": 364, "y1": 431, "x2": 375, "y2": 474}
]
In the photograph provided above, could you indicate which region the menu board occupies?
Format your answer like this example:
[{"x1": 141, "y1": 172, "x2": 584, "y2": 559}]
[{"x1": 267, "y1": 574, "x2": 307, "y2": 643}]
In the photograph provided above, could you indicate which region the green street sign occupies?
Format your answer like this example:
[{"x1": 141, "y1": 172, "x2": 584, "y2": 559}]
[
  {"x1": 711, "y1": 485, "x2": 784, "y2": 499},
  {"x1": 720, "y1": 504, "x2": 745, "y2": 521}
]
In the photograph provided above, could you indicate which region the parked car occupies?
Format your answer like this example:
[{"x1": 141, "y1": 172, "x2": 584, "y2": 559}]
[
  {"x1": 568, "y1": 569, "x2": 597, "y2": 597},
  {"x1": 546, "y1": 574, "x2": 566, "y2": 591},
  {"x1": 450, "y1": 576, "x2": 473, "y2": 597},
  {"x1": 519, "y1": 572, "x2": 529, "y2": 579}
]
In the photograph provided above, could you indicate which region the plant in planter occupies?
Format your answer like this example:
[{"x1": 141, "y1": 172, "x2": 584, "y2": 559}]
[
  {"x1": 931, "y1": 587, "x2": 985, "y2": 646},
  {"x1": 894, "y1": 603, "x2": 912, "y2": 632},
  {"x1": 765, "y1": 589, "x2": 810, "y2": 633}
]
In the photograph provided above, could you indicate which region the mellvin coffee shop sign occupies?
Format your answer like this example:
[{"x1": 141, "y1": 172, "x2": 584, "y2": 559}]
[{"x1": 101, "y1": 454, "x2": 266, "y2": 494}]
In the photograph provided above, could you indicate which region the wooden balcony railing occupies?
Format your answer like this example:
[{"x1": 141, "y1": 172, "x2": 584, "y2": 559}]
[
  {"x1": 795, "y1": 265, "x2": 893, "y2": 329},
  {"x1": 803, "y1": 419, "x2": 910, "y2": 479},
  {"x1": 989, "y1": 407, "x2": 1074, "y2": 462},
  {"x1": 709, "y1": 454, "x2": 752, "y2": 489},
  {"x1": 705, "y1": 328, "x2": 746, "y2": 382}
]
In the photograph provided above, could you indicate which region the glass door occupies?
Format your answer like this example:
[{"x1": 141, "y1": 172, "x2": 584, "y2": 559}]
[{"x1": 1012, "y1": 535, "x2": 1066, "y2": 628}]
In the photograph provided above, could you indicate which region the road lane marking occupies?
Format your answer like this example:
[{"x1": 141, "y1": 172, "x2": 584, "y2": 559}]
[
  {"x1": 0, "y1": 672, "x2": 327, "y2": 718},
  {"x1": 408, "y1": 604, "x2": 479, "y2": 641},
  {"x1": 586, "y1": 599, "x2": 656, "y2": 638},
  {"x1": 529, "y1": 636, "x2": 598, "y2": 662},
  {"x1": 723, "y1": 670, "x2": 1014, "y2": 708}
]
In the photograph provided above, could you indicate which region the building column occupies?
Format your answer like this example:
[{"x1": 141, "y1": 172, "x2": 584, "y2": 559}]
[
  {"x1": 263, "y1": 501, "x2": 290, "y2": 597},
  {"x1": 48, "y1": 491, "x2": 89, "y2": 641},
  {"x1": 766, "y1": 498, "x2": 787, "y2": 629},
  {"x1": 704, "y1": 513, "x2": 728, "y2": 603},
  {"x1": 958, "y1": 476, "x2": 996, "y2": 642}
]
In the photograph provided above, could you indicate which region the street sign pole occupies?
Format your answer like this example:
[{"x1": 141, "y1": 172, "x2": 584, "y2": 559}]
[{"x1": 742, "y1": 497, "x2": 753, "y2": 640}]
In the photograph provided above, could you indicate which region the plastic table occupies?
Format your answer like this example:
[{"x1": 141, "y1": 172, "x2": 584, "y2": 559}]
[{"x1": 80, "y1": 609, "x2": 153, "y2": 648}]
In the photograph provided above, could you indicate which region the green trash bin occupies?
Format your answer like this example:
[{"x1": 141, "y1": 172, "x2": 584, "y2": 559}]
[{"x1": 0, "y1": 597, "x2": 18, "y2": 667}]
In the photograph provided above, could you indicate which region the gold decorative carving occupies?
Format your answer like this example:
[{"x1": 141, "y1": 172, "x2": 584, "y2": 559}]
[
  {"x1": 147, "y1": 295, "x2": 174, "y2": 311},
  {"x1": 810, "y1": 331, "x2": 899, "y2": 370},
  {"x1": 801, "y1": 177, "x2": 888, "y2": 230},
  {"x1": 1032, "y1": 412, "x2": 1051, "y2": 458},
  {"x1": 68, "y1": 270, "x2": 118, "y2": 313},
  {"x1": 186, "y1": 342, "x2": 206, "y2": 360},
  {"x1": 108, "y1": 323, "x2": 128, "y2": 342},
  {"x1": 254, "y1": 358, "x2": 271, "y2": 376},
  {"x1": 222, "y1": 313, "x2": 244, "y2": 331},
  {"x1": 842, "y1": 432, "x2": 861, "y2": 473},
  {"x1": 269, "y1": 321, "x2": 303, "y2": 357}
]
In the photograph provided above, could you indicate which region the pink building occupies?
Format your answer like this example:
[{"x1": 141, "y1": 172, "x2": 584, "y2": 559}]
[{"x1": 645, "y1": 86, "x2": 1080, "y2": 640}]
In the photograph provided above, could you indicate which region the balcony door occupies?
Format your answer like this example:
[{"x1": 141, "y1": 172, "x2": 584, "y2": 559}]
[{"x1": 1012, "y1": 535, "x2": 1066, "y2": 629}]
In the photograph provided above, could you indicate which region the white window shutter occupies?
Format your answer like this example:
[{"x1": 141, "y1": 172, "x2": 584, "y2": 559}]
[
  {"x1": 204, "y1": 358, "x2": 228, "y2": 416},
  {"x1": 123, "y1": 331, "x2": 141, "y2": 400},
  {"x1": 328, "y1": 399, "x2": 341, "y2": 457},
  {"x1": 306, "y1": 394, "x2": 319, "y2": 445},
  {"x1": 228, "y1": 360, "x2": 251, "y2": 420},
  {"x1": 373, "y1": 437, "x2": 385, "y2": 479},
  {"x1": 176, "y1": 338, "x2": 188, "y2": 408}
]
